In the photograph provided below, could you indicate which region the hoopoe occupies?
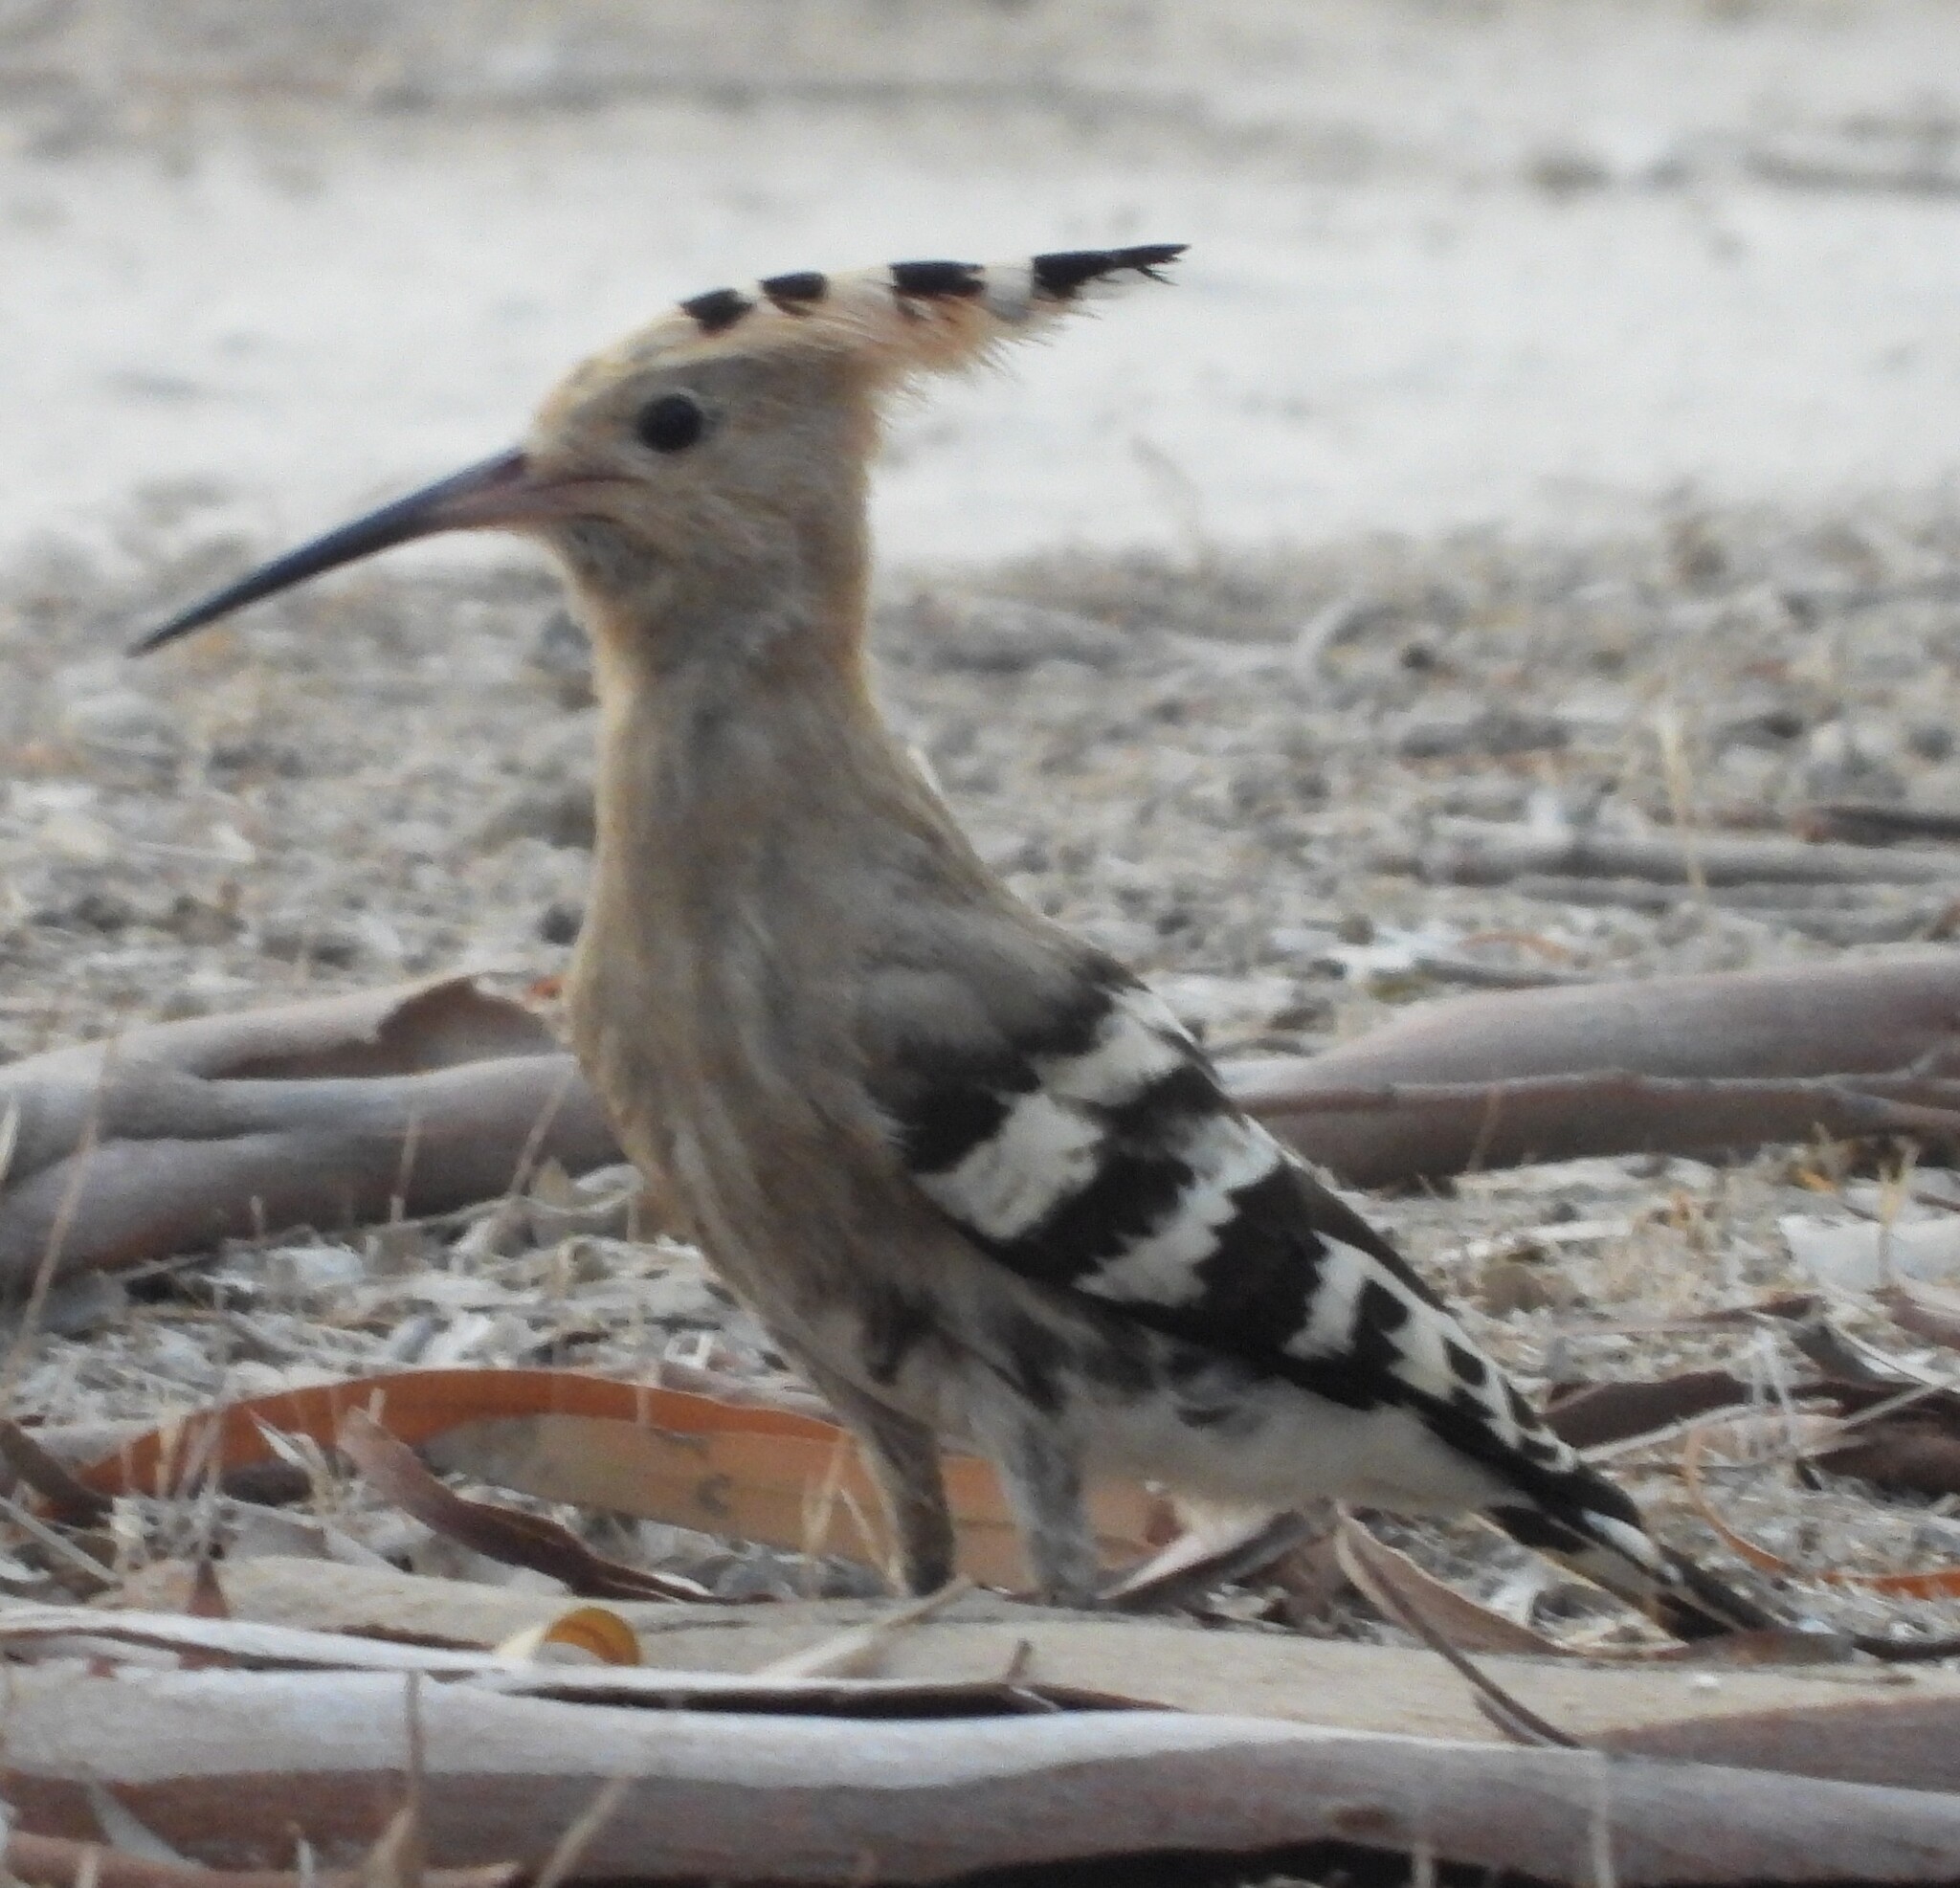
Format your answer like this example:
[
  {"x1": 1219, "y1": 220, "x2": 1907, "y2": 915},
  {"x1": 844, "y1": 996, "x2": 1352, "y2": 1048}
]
[{"x1": 140, "y1": 246, "x2": 1770, "y2": 1635}]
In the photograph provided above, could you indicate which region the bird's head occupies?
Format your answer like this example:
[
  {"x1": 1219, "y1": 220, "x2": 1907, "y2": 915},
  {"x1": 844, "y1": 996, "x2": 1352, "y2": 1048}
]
[{"x1": 135, "y1": 246, "x2": 1184, "y2": 667}]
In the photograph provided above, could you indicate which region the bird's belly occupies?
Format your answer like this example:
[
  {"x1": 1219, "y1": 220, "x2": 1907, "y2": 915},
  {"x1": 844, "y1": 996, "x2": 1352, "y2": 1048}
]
[{"x1": 1083, "y1": 1372, "x2": 1514, "y2": 1517}]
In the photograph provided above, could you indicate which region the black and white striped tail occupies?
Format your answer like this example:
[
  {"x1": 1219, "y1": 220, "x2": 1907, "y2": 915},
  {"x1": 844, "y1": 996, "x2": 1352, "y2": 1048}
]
[
  {"x1": 871, "y1": 951, "x2": 1778, "y2": 1641},
  {"x1": 1490, "y1": 1498, "x2": 1774, "y2": 1641}
]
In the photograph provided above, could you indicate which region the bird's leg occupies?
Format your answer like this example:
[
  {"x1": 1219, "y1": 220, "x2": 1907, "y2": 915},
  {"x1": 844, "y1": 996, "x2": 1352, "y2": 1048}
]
[
  {"x1": 797, "y1": 1357, "x2": 957, "y2": 1595},
  {"x1": 978, "y1": 1408, "x2": 1102, "y2": 1607}
]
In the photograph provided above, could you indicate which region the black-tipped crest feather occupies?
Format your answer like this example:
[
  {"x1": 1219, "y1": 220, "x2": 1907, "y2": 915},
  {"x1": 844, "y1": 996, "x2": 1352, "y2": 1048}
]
[
  {"x1": 1033, "y1": 243, "x2": 1187, "y2": 298},
  {"x1": 679, "y1": 287, "x2": 754, "y2": 333},
  {"x1": 890, "y1": 259, "x2": 987, "y2": 299}
]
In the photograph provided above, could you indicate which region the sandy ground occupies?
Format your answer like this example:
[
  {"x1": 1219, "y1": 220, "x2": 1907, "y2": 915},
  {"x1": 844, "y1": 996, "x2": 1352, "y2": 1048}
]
[{"x1": 5, "y1": 2, "x2": 1960, "y2": 1651}]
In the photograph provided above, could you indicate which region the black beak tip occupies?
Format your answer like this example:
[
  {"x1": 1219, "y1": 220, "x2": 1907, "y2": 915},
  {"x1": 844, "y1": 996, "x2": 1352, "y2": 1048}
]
[
  {"x1": 129, "y1": 616, "x2": 193, "y2": 657},
  {"x1": 122, "y1": 447, "x2": 532, "y2": 659}
]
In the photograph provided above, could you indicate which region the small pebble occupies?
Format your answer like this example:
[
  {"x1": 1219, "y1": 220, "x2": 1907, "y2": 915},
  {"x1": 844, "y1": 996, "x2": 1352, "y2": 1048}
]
[{"x1": 539, "y1": 898, "x2": 584, "y2": 944}]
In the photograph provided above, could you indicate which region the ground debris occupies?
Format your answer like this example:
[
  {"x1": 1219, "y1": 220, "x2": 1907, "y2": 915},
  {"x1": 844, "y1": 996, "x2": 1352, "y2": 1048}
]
[{"x1": 7, "y1": 502, "x2": 1960, "y2": 1683}]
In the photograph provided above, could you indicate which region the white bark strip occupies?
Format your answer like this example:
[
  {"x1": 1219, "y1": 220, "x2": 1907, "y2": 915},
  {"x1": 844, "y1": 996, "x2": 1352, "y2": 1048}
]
[{"x1": 6, "y1": 1664, "x2": 1960, "y2": 1882}]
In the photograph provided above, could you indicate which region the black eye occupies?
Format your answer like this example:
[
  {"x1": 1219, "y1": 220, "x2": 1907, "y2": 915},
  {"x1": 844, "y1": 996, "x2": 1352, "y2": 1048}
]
[{"x1": 635, "y1": 392, "x2": 705, "y2": 454}]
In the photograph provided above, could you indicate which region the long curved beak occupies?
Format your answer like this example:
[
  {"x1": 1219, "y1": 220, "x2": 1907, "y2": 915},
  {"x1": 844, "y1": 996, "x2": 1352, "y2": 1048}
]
[{"x1": 133, "y1": 447, "x2": 547, "y2": 654}]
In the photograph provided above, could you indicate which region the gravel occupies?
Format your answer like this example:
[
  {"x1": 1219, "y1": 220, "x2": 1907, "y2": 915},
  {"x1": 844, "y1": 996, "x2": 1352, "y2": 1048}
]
[{"x1": 4, "y1": 491, "x2": 1960, "y2": 1636}]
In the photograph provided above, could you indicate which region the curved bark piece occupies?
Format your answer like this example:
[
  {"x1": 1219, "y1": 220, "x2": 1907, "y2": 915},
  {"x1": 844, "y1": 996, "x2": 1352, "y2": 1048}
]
[
  {"x1": 1228, "y1": 951, "x2": 1960, "y2": 1184},
  {"x1": 0, "y1": 1055, "x2": 617, "y2": 1289},
  {"x1": 336, "y1": 1407, "x2": 720, "y2": 1604},
  {"x1": 0, "y1": 978, "x2": 617, "y2": 1293},
  {"x1": 0, "y1": 975, "x2": 564, "y2": 1180},
  {"x1": 1402, "y1": 819, "x2": 1960, "y2": 887},
  {"x1": 66, "y1": 1366, "x2": 1161, "y2": 1590}
]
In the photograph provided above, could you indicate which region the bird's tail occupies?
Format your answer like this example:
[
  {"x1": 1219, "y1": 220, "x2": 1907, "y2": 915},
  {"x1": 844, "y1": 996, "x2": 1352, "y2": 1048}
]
[{"x1": 1488, "y1": 1499, "x2": 1777, "y2": 1642}]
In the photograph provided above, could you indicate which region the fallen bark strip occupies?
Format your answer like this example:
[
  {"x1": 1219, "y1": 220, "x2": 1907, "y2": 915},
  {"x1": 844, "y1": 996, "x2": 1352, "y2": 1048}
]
[
  {"x1": 9, "y1": 956, "x2": 1960, "y2": 1283},
  {"x1": 1800, "y1": 801, "x2": 1960, "y2": 847},
  {"x1": 0, "y1": 1054, "x2": 617, "y2": 1289},
  {"x1": 1334, "y1": 1516, "x2": 1567, "y2": 1658},
  {"x1": 1881, "y1": 1277, "x2": 1960, "y2": 1350},
  {"x1": 111, "y1": 1555, "x2": 1960, "y2": 1784},
  {"x1": 337, "y1": 1408, "x2": 719, "y2": 1605},
  {"x1": 1813, "y1": 1419, "x2": 1960, "y2": 1502},
  {"x1": 1498, "y1": 874, "x2": 1957, "y2": 947},
  {"x1": 0, "y1": 1605, "x2": 1134, "y2": 1714},
  {"x1": 0, "y1": 1832, "x2": 520, "y2": 1888},
  {"x1": 1245, "y1": 1068, "x2": 1960, "y2": 1184},
  {"x1": 1503, "y1": 876, "x2": 1955, "y2": 947},
  {"x1": 65, "y1": 1366, "x2": 1162, "y2": 1589},
  {"x1": 1602, "y1": 1692, "x2": 1960, "y2": 1789},
  {"x1": 1748, "y1": 144, "x2": 1960, "y2": 199},
  {"x1": 1229, "y1": 951, "x2": 1960, "y2": 1184},
  {"x1": 1515, "y1": 875, "x2": 1938, "y2": 913},
  {"x1": 1392, "y1": 818, "x2": 1960, "y2": 887},
  {"x1": 0, "y1": 1418, "x2": 113, "y2": 1524},
  {"x1": 1545, "y1": 1370, "x2": 1763, "y2": 1450},
  {"x1": 5, "y1": 1665, "x2": 1960, "y2": 1884},
  {"x1": 0, "y1": 976, "x2": 617, "y2": 1292},
  {"x1": 1, "y1": 974, "x2": 566, "y2": 1159}
]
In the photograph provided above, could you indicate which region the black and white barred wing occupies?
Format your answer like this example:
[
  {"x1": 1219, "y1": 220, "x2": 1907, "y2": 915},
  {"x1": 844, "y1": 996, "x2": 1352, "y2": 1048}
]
[
  {"x1": 858, "y1": 952, "x2": 1776, "y2": 1630},
  {"x1": 870, "y1": 961, "x2": 1536, "y2": 1435}
]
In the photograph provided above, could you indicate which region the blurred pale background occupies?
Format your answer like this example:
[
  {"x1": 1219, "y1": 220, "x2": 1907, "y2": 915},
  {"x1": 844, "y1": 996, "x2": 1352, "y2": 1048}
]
[{"x1": 3, "y1": 0, "x2": 1959, "y2": 571}]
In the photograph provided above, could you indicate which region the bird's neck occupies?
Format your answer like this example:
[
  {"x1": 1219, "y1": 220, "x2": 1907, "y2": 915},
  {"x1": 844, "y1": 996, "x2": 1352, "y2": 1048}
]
[
  {"x1": 561, "y1": 533, "x2": 972, "y2": 1193},
  {"x1": 565, "y1": 525, "x2": 961, "y2": 998},
  {"x1": 590, "y1": 615, "x2": 895, "y2": 874},
  {"x1": 575, "y1": 527, "x2": 901, "y2": 860}
]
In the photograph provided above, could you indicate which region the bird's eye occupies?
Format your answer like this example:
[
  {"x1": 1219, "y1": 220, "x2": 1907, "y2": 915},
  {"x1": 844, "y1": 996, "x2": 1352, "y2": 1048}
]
[{"x1": 635, "y1": 393, "x2": 706, "y2": 454}]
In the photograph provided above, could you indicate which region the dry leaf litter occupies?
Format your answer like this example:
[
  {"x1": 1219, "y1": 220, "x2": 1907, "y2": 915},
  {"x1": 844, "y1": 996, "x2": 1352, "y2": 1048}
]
[{"x1": 6, "y1": 495, "x2": 1960, "y2": 1646}]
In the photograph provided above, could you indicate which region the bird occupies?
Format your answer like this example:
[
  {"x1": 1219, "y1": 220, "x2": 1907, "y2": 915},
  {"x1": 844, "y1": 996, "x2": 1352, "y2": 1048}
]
[{"x1": 139, "y1": 245, "x2": 1770, "y2": 1636}]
